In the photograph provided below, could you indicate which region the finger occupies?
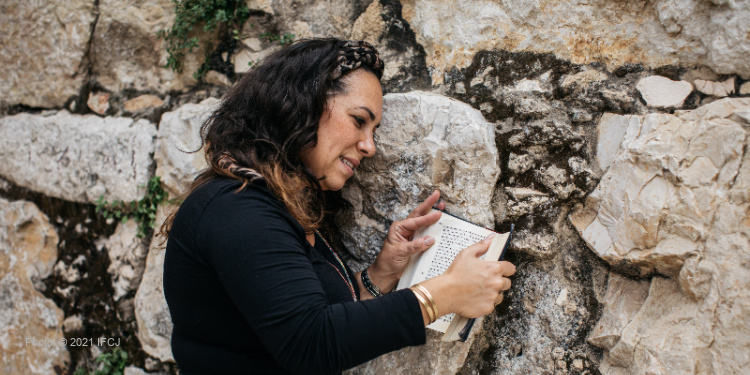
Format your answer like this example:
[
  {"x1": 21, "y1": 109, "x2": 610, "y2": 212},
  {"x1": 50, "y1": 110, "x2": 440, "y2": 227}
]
[
  {"x1": 499, "y1": 261, "x2": 517, "y2": 276},
  {"x1": 460, "y1": 235, "x2": 494, "y2": 258},
  {"x1": 494, "y1": 293, "x2": 504, "y2": 306},
  {"x1": 498, "y1": 277, "x2": 512, "y2": 291},
  {"x1": 401, "y1": 236, "x2": 436, "y2": 257},
  {"x1": 436, "y1": 200, "x2": 446, "y2": 210},
  {"x1": 407, "y1": 190, "x2": 441, "y2": 219},
  {"x1": 393, "y1": 211, "x2": 442, "y2": 237}
]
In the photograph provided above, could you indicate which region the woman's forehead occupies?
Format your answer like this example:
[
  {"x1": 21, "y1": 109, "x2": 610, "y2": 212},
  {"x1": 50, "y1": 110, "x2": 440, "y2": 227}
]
[{"x1": 333, "y1": 71, "x2": 383, "y2": 112}]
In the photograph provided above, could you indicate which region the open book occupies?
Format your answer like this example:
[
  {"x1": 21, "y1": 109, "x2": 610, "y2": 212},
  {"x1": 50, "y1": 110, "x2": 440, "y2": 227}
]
[{"x1": 396, "y1": 209, "x2": 513, "y2": 342}]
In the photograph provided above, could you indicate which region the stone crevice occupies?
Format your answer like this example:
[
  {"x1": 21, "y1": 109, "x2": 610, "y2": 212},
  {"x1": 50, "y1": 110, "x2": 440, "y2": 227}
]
[{"x1": 77, "y1": 0, "x2": 101, "y2": 80}]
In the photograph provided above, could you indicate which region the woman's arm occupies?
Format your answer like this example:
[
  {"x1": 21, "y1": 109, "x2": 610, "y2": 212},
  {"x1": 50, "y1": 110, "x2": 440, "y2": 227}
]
[{"x1": 197, "y1": 187, "x2": 426, "y2": 374}]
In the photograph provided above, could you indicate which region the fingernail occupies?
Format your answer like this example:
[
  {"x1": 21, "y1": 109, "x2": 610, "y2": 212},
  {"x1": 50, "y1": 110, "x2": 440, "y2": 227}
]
[
  {"x1": 424, "y1": 236, "x2": 435, "y2": 246},
  {"x1": 483, "y1": 234, "x2": 496, "y2": 243}
]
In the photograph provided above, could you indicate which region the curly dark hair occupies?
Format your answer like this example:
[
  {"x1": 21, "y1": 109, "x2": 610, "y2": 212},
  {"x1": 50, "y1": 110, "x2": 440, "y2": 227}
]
[{"x1": 161, "y1": 38, "x2": 383, "y2": 239}]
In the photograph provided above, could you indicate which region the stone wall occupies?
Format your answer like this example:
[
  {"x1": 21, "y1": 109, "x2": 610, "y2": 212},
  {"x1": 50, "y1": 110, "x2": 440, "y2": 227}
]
[{"x1": 1, "y1": 0, "x2": 749, "y2": 374}]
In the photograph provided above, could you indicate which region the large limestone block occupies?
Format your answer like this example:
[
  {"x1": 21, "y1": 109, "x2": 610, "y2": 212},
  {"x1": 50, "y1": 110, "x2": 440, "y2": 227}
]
[
  {"x1": 341, "y1": 92, "x2": 499, "y2": 375},
  {"x1": 92, "y1": 0, "x2": 199, "y2": 93},
  {"x1": 0, "y1": 111, "x2": 157, "y2": 203},
  {"x1": 400, "y1": 0, "x2": 750, "y2": 84},
  {"x1": 155, "y1": 98, "x2": 218, "y2": 197},
  {"x1": 574, "y1": 98, "x2": 750, "y2": 374},
  {"x1": 0, "y1": 0, "x2": 95, "y2": 108},
  {"x1": 571, "y1": 98, "x2": 749, "y2": 277},
  {"x1": 0, "y1": 198, "x2": 69, "y2": 374},
  {"x1": 134, "y1": 206, "x2": 174, "y2": 362}
]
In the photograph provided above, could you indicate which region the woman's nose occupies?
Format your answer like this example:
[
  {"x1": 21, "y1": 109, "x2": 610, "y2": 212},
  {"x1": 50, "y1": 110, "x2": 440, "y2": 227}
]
[{"x1": 358, "y1": 134, "x2": 376, "y2": 157}]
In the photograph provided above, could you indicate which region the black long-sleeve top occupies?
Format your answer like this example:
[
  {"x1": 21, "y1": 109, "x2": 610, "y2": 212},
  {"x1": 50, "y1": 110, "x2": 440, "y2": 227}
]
[{"x1": 163, "y1": 177, "x2": 426, "y2": 374}]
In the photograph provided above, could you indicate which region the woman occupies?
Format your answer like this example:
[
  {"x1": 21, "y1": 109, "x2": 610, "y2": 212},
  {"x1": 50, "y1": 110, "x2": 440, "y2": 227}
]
[{"x1": 163, "y1": 38, "x2": 516, "y2": 375}]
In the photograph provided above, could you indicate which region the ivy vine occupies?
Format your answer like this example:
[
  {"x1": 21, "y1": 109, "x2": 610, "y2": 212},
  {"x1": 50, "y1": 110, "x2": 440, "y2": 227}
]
[
  {"x1": 157, "y1": 0, "x2": 251, "y2": 80},
  {"x1": 95, "y1": 176, "x2": 171, "y2": 238}
]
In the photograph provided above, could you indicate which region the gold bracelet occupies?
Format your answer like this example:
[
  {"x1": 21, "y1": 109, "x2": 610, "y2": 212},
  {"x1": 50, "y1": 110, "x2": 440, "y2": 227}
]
[
  {"x1": 410, "y1": 286, "x2": 436, "y2": 323},
  {"x1": 411, "y1": 288, "x2": 435, "y2": 323},
  {"x1": 414, "y1": 284, "x2": 438, "y2": 320}
]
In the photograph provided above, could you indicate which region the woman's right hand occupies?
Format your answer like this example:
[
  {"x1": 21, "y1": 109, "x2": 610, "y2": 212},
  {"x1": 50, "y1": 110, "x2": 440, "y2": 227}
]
[{"x1": 420, "y1": 235, "x2": 516, "y2": 320}]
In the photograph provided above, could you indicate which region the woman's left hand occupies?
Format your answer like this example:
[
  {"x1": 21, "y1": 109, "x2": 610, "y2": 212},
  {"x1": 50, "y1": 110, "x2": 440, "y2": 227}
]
[{"x1": 364, "y1": 191, "x2": 446, "y2": 294}]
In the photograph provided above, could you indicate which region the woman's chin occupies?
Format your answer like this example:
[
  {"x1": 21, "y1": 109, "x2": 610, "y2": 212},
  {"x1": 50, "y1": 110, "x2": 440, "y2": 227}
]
[{"x1": 320, "y1": 178, "x2": 347, "y2": 191}]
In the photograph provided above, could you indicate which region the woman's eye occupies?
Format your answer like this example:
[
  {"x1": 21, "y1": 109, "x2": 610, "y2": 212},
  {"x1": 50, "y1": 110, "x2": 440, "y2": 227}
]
[{"x1": 353, "y1": 116, "x2": 365, "y2": 127}]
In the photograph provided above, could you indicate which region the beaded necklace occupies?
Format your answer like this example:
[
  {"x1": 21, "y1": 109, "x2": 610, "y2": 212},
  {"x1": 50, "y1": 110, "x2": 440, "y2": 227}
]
[{"x1": 315, "y1": 231, "x2": 357, "y2": 301}]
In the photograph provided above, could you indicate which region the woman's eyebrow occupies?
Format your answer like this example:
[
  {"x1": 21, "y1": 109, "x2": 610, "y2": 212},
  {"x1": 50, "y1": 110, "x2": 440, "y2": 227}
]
[{"x1": 353, "y1": 106, "x2": 376, "y2": 121}]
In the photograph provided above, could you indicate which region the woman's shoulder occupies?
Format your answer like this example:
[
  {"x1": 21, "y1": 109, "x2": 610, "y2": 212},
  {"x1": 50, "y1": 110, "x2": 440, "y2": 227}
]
[
  {"x1": 186, "y1": 176, "x2": 302, "y2": 232},
  {"x1": 188, "y1": 176, "x2": 280, "y2": 208}
]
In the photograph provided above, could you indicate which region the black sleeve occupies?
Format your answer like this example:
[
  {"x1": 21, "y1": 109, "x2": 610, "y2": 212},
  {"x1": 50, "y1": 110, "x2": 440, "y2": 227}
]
[{"x1": 195, "y1": 187, "x2": 426, "y2": 374}]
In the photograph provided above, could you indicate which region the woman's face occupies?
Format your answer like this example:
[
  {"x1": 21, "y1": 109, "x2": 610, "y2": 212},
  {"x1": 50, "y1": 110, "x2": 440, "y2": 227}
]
[{"x1": 301, "y1": 69, "x2": 383, "y2": 191}]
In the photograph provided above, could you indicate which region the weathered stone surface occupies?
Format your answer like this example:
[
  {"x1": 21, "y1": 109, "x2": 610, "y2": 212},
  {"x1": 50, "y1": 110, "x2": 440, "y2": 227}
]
[
  {"x1": 232, "y1": 42, "x2": 281, "y2": 74},
  {"x1": 401, "y1": 0, "x2": 750, "y2": 84},
  {"x1": 264, "y1": 0, "x2": 360, "y2": 41},
  {"x1": 87, "y1": 91, "x2": 111, "y2": 115},
  {"x1": 0, "y1": 198, "x2": 69, "y2": 374},
  {"x1": 587, "y1": 273, "x2": 650, "y2": 350},
  {"x1": 92, "y1": 0, "x2": 194, "y2": 93},
  {"x1": 98, "y1": 220, "x2": 148, "y2": 301},
  {"x1": 573, "y1": 98, "x2": 750, "y2": 374},
  {"x1": 124, "y1": 367, "x2": 148, "y2": 375},
  {"x1": 503, "y1": 187, "x2": 550, "y2": 219},
  {"x1": 155, "y1": 98, "x2": 218, "y2": 197},
  {"x1": 636, "y1": 75, "x2": 693, "y2": 108},
  {"x1": 695, "y1": 77, "x2": 735, "y2": 97},
  {"x1": 54, "y1": 258, "x2": 82, "y2": 284},
  {"x1": 124, "y1": 95, "x2": 164, "y2": 113},
  {"x1": 561, "y1": 70, "x2": 609, "y2": 91},
  {"x1": 557, "y1": 70, "x2": 637, "y2": 113},
  {"x1": 485, "y1": 255, "x2": 602, "y2": 374},
  {"x1": 341, "y1": 92, "x2": 499, "y2": 375},
  {"x1": 134, "y1": 206, "x2": 174, "y2": 362},
  {"x1": 740, "y1": 82, "x2": 750, "y2": 95},
  {"x1": 63, "y1": 315, "x2": 84, "y2": 334},
  {"x1": 204, "y1": 71, "x2": 231, "y2": 87},
  {"x1": 0, "y1": 112, "x2": 157, "y2": 203},
  {"x1": 598, "y1": 277, "x2": 710, "y2": 374},
  {"x1": 245, "y1": 0, "x2": 274, "y2": 15},
  {"x1": 572, "y1": 98, "x2": 749, "y2": 276},
  {"x1": 680, "y1": 66, "x2": 719, "y2": 83},
  {"x1": 350, "y1": 0, "x2": 385, "y2": 46},
  {"x1": 0, "y1": 0, "x2": 95, "y2": 108},
  {"x1": 241, "y1": 37, "x2": 263, "y2": 52},
  {"x1": 595, "y1": 113, "x2": 674, "y2": 171},
  {"x1": 349, "y1": 0, "x2": 408, "y2": 82},
  {"x1": 124, "y1": 366, "x2": 166, "y2": 375}
]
